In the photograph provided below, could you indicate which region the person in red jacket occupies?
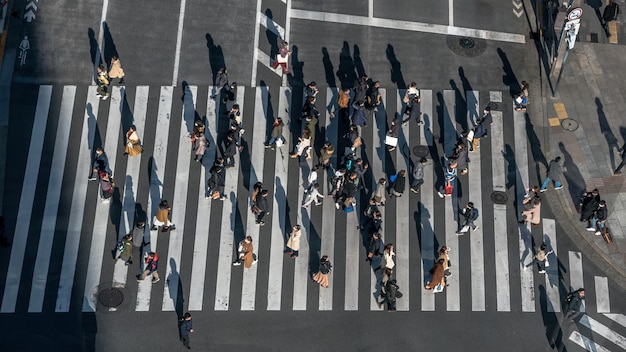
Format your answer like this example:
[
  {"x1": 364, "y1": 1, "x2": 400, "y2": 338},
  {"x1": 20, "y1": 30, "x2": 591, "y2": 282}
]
[{"x1": 137, "y1": 252, "x2": 160, "y2": 283}]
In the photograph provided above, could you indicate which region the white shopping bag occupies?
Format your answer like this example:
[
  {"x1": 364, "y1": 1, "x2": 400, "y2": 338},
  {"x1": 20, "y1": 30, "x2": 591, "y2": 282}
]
[{"x1": 385, "y1": 135, "x2": 398, "y2": 147}]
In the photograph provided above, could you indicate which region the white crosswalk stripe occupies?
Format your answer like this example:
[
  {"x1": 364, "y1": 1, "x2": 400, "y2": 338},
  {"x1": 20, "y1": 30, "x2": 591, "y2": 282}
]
[{"x1": 0, "y1": 84, "x2": 620, "y2": 320}]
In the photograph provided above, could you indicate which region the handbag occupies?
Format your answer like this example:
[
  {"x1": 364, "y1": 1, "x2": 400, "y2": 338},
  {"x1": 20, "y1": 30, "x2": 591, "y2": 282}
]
[
  {"x1": 212, "y1": 190, "x2": 220, "y2": 199},
  {"x1": 251, "y1": 205, "x2": 262, "y2": 214},
  {"x1": 515, "y1": 96, "x2": 523, "y2": 104},
  {"x1": 466, "y1": 130, "x2": 474, "y2": 142},
  {"x1": 459, "y1": 225, "x2": 470, "y2": 233},
  {"x1": 275, "y1": 138, "x2": 284, "y2": 148},
  {"x1": 445, "y1": 183, "x2": 453, "y2": 195},
  {"x1": 353, "y1": 136, "x2": 363, "y2": 148},
  {"x1": 390, "y1": 174, "x2": 398, "y2": 183},
  {"x1": 385, "y1": 135, "x2": 398, "y2": 147},
  {"x1": 433, "y1": 283, "x2": 444, "y2": 293}
]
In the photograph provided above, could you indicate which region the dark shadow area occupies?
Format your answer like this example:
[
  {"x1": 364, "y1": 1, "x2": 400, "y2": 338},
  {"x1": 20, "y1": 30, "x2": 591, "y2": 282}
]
[
  {"x1": 108, "y1": 175, "x2": 125, "y2": 236},
  {"x1": 450, "y1": 78, "x2": 469, "y2": 133},
  {"x1": 167, "y1": 258, "x2": 185, "y2": 318},
  {"x1": 596, "y1": 97, "x2": 619, "y2": 168},
  {"x1": 120, "y1": 87, "x2": 134, "y2": 134},
  {"x1": 559, "y1": 142, "x2": 586, "y2": 205},
  {"x1": 87, "y1": 103, "x2": 102, "y2": 178},
  {"x1": 88, "y1": 28, "x2": 98, "y2": 68},
  {"x1": 205, "y1": 33, "x2": 226, "y2": 85},
  {"x1": 459, "y1": 67, "x2": 478, "y2": 126},
  {"x1": 265, "y1": 9, "x2": 280, "y2": 62},
  {"x1": 525, "y1": 113, "x2": 548, "y2": 181},
  {"x1": 497, "y1": 47, "x2": 522, "y2": 98},
  {"x1": 539, "y1": 285, "x2": 567, "y2": 350},
  {"x1": 336, "y1": 41, "x2": 357, "y2": 90},
  {"x1": 102, "y1": 22, "x2": 118, "y2": 68},
  {"x1": 287, "y1": 45, "x2": 305, "y2": 88},
  {"x1": 322, "y1": 47, "x2": 336, "y2": 88},
  {"x1": 386, "y1": 44, "x2": 405, "y2": 90},
  {"x1": 353, "y1": 44, "x2": 366, "y2": 79}
]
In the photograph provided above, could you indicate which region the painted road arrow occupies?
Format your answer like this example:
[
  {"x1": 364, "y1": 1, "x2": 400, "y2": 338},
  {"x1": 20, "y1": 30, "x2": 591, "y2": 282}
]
[
  {"x1": 25, "y1": 1, "x2": 37, "y2": 10},
  {"x1": 23, "y1": 9, "x2": 35, "y2": 22}
]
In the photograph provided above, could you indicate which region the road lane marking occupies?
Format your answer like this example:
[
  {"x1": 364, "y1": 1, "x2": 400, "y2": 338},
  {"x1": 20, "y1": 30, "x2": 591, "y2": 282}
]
[
  {"x1": 579, "y1": 315, "x2": 626, "y2": 350},
  {"x1": 172, "y1": 0, "x2": 187, "y2": 86},
  {"x1": 93, "y1": 0, "x2": 109, "y2": 83},
  {"x1": 543, "y1": 218, "x2": 560, "y2": 312},
  {"x1": 595, "y1": 276, "x2": 610, "y2": 313}
]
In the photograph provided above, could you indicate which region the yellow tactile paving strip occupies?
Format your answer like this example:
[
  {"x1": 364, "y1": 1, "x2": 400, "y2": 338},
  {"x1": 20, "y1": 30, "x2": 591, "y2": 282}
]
[
  {"x1": 607, "y1": 0, "x2": 619, "y2": 44},
  {"x1": 549, "y1": 102, "x2": 567, "y2": 127}
]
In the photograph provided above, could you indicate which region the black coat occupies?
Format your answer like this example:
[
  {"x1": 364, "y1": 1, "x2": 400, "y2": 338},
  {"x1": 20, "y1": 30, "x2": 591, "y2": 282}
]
[{"x1": 393, "y1": 175, "x2": 406, "y2": 193}]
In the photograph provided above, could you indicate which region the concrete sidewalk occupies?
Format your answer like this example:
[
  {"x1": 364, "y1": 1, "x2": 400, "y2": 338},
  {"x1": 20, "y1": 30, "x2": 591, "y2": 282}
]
[{"x1": 535, "y1": 40, "x2": 626, "y2": 290}]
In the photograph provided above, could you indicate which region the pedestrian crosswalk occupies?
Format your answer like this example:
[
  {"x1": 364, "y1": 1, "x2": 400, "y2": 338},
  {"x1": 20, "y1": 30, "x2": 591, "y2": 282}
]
[{"x1": 0, "y1": 84, "x2": 618, "y2": 316}]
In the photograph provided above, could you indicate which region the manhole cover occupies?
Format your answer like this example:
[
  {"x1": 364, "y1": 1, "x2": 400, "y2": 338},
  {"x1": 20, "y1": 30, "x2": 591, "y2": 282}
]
[
  {"x1": 98, "y1": 288, "x2": 124, "y2": 308},
  {"x1": 487, "y1": 102, "x2": 499, "y2": 110},
  {"x1": 561, "y1": 118, "x2": 579, "y2": 131},
  {"x1": 413, "y1": 145, "x2": 429, "y2": 157},
  {"x1": 491, "y1": 191, "x2": 508, "y2": 204},
  {"x1": 446, "y1": 36, "x2": 488, "y2": 57}
]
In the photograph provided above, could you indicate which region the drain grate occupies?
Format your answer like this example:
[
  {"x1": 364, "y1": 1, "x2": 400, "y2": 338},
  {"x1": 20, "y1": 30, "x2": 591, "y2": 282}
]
[
  {"x1": 98, "y1": 288, "x2": 124, "y2": 308},
  {"x1": 446, "y1": 36, "x2": 488, "y2": 57},
  {"x1": 412, "y1": 145, "x2": 429, "y2": 158},
  {"x1": 491, "y1": 191, "x2": 509, "y2": 204}
]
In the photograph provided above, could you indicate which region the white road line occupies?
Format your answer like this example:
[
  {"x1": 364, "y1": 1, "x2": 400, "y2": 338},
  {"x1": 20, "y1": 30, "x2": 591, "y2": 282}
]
[
  {"x1": 514, "y1": 107, "x2": 534, "y2": 312},
  {"x1": 579, "y1": 315, "x2": 626, "y2": 350},
  {"x1": 251, "y1": 0, "x2": 263, "y2": 86},
  {"x1": 267, "y1": 87, "x2": 291, "y2": 310},
  {"x1": 369, "y1": 0, "x2": 373, "y2": 18},
  {"x1": 161, "y1": 85, "x2": 195, "y2": 311},
  {"x1": 491, "y1": 110, "x2": 510, "y2": 311},
  {"x1": 93, "y1": 0, "x2": 109, "y2": 83},
  {"x1": 443, "y1": 90, "x2": 459, "y2": 311},
  {"x1": 172, "y1": 0, "x2": 187, "y2": 86},
  {"x1": 568, "y1": 251, "x2": 585, "y2": 313},
  {"x1": 214, "y1": 87, "x2": 245, "y2": 310},
  {"x1": 55, "y1": 86, "x2": 99, "y2": 313},
  {"x1": 260, "y1": 12, "x2": 285, "y2": 39},
  {"x1": 604, "y1": 313, "x2": 626, "y2": 327},
  {"x1": 112, "y1": 86, "x2": 148, "y2": 288},
  {"x1": 241, "y1": 87, "x2": 267, "y2": 311},
  {"x1": 256, "y1": 49, "x2": 283, "y2": 78},
  {"x1": 28, "y1": 86, "x2": 75, "y2": 313},
  {"x1": 319, "y1": 88, "x2": 337, "y2": 310},
  {"x1": 420, "y1": 89, "x2": 435, "y2": 311},
  {"x1": 82, "y1": 86, "x2": 123, "y2": 312},
  {"x1": 2, "y1": 85, "x2": 52, "y2": 313},
  {"x1": 595, "y1": 276, "x2": 610, "y2": 313},
  {"x1": 394, "y1": 89, "x2": 410, "y2": 311},
  {"x1": 188, "y1": 87, "x2": 218, "y2": 311},
  {"x1": 136, "y1": 86, "x2": 173, "y2": 311},
  {"x1": 369, "y1": 89, "x2": 386, "y2": 311},
  {"x1": 543, "y1": 218, "x2": 560, "y2": 312},
  {"x1": 344, "y1": 197, "x2": 360, "y2": 310},
  {"x1": 283, "y1": 0, "x2": 292, "y2": 87},
  {"x1": 289, "y1": 9, "x2": 526, "y2": 44},
  {"x1": 467, "y1": 90, "x2": 485, "y2": 312},
  {"x1": 568, "y1": 331, "x2": 613, "y2": 352},
  {"x1": 293, "y1": 155, "x2": 311, "y2": 311},
  {"x1": 448, "y1": 0, "x2": 454, "y2": 26}
]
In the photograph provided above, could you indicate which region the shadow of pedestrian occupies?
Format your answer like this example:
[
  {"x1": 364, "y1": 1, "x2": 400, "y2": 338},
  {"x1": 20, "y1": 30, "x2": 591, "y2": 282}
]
[
  {"x1": 539, "y1": 284, "x2": 568, "y2": 350},
  {"x1": 102, "y1": 22, "x2": 118, "y2": 68},
  {"x1": 596, "y1": 97, "x2": 619, "y2": 168},
  {"x1": 450, "y1": 78, "x2": 469, "y2": 133},
  {"x1": 336, "y1": 41, "x2": 357, "y2": 90},
  {"x1": 386, "y1": 44, "x2": 406, "y2": 91},
  {"x1": 459, "y1": 67, "x2": 479, "y2": 126},
  {"x1": 353, "y1": 44, "x2": 366, "y2": 79},
  {"x1": 287, "y1": 45, "x2": 305, "y2": 89},
  {"x1": 322, "y1": 47, "x2": 336, "y2": 88},
  {"x1": 205, "y1": 33, "x2": 225, "y2": 86},
  {"x1": 525, "y1": 113, "x2": 548, "y2": 181},
  {"x1": 88, "y1": 28, "x2": 99, "y2": 82},
  {"x1": 167, "y1": 258, "x2": 185, "y2": 319},
  {"x1": 87, "y1": 103, "x2": 103, "y2": 176},
  {"x1": 497, "y1": 48, "x2": 521, "y2": 98},
  {"x1": 559, "y1": 142, "x2": 586, "y2": 205},
  {"x1": 265, "y1": 9, "x2": 280, "y2": 60}
]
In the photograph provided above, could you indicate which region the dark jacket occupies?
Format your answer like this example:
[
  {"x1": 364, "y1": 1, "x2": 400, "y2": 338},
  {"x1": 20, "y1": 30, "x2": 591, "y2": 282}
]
[
  {"x1": 595, "y1": 205, "x2": 608, "y2": 221},
  {"x1": 367, "y1": 236, "x2": 382, "y2": 255},
  {"x1": 343, "y1": 178, "x2": 357, "y2": 197},
  {"x1": 473, "y1": 122, "x2": 487, "y2": 138},
  {"x1": 224, "y1": 139, "x2": 237, "y2": 158},
  {"x1": 179, "y1": 319, "x2": 193, "y2": 336},
  {"x1": 547, "y1": 159, "x2": 563, "y2": 181},
  {"x1": 319, "y1": 260, "x2": 332, "y2": 274},
  {"x1": 351, "y1": 102, "x2": 367, "y2": 127},
  {"x1": 256, "y1": 195, "x2": 270, "y2": 213},
  {"x1": 207, "y1": 170, "x2": 224, "y2": 190},
  {"x1": 462, "y1": 207, "x2": 479, "y2": 224},
  {"x1": 393, "y1": 174, "x2": 406, "y2": 193}
]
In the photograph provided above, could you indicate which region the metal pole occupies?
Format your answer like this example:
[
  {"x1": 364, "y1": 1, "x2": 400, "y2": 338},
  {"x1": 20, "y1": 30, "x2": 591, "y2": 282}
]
[{"x1": 552, "y1": 48, "x2": 569, "y2": 97}]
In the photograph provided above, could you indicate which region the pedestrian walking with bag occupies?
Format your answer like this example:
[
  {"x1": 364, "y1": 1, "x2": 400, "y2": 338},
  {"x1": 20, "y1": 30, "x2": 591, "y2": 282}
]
[
  {"x1": 380, "y1": 279, "x2": 402, "y2": 312},
  {"x1": 255, "y1": 189, "x2": 270, "y2": 226},
  {"x1": 284, "y1": 225, "x2": 302, "y2": 258},
  {"x1": 564, "y1": 289, "x2": 585, "y2": 322},
  {"x1": 89, "y1": 147, "x2": 112, "y2": 180},
  {"x1": 365, "y1": 232, "x2": 383, "y2": 263},
  {"x1": 233, "y1": 236, "x2": 256, "y2": 268},
  {"x1": 96, "y1": 64, "x2": 110, "y2": 100},
  {"x1": 410, "y1": 157, "x2": 427, "y2": 193},
  {"x1": 318, "y1": 141, "x2": 335, "y2": 169},
  {"x1": 520, "y1": 195, "x2": 542, "y2": 226},
  {"x1": 457, "y1": 202, "x2": 479, "y2": 235},
  {"x1": 206, "y1": 165, "x2": 226, "y2": 200},
  {"x1": 179, "y1": 312, "x2": 194, "y2": 349},
  {"x1": 425, "y1": 258, "x2": 446, "y2": 292},
  {"x1": 150, "y1": 199, "x2": 176, "y2": 232},
  {"x1": 437, "y1": 161, "x2": 457, "y2": 198},
  {"x1": 515, "y1": 81, "x2": 529, "y2": 111},
  {"x1": 540, "y1": 156, "x2": 564, "y2": 192},
  {"x1": 375, "y1": 243, "x2": 395, "y2": 272},
  {"x1": 115, "y1": 234, "x2": 133, "y2": 265},
  {"x1": 265, "y1": 117, "x2": 285, "y2": 149},
  {"x1": 271, "y1": 41, "x2": 291, "y2": 74},
  {"x1": 389, "y1": 170, "x2": 406, "y2": 198},
  {"x1": 313, "y1": 255, "x2": 332, "y2": 288},
  {"x1": 524, "y1": 244, "x2": 553, "y2": 274},
  {"x1": 136, "y1": 252, "x2": 160, "y2": 283},
  {"x1": 372, "y1": 178, "x2": 387, "y2": 206},
  {"x1": 302, "y1": 183, "x2": 324, "y2": 207},
  {"x1": 124, "y1": 125, "x2": 142, "y2": 156}
]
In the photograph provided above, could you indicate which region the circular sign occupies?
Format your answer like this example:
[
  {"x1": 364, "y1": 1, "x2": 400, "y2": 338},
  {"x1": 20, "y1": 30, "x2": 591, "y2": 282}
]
[{"x1": 568, "y1": 7, "x2": 583, "y2": 21}]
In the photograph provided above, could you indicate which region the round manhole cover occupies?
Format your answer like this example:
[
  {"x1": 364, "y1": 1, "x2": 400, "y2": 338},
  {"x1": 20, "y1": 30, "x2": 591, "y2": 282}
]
[
  {"x1": 98, "y1": 288, "x2": 124, "y2": 308},
  {"x1": 491, "y1": 191, "x2": 508, "y2": 204},
  {"x1": 561, "y1": 118, "x2": 579, "y2": 131},
  {"x1": 446, "y1": 36, "x2": 488, "y2": 57},
  {"x1": 412, "y1": 145, "x2": 429, "y2": 158},
  {"x1": 487, "y1": 102, "x2": 499, "y2": 111}
]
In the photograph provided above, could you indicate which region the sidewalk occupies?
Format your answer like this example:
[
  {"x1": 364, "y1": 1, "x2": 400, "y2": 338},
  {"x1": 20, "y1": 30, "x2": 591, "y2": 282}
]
[{"x1": 536, "y1": 40, "x2": 626, "y2": 290}]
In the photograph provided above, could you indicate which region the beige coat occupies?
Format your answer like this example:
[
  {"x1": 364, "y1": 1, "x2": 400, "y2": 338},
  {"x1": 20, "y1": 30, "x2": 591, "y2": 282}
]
[
  {"x1": 286, "y1": 229, "x2": 302, "y2": 251},
  {"x1": 108, "y1": 58, "x2": 125, "y2": 78}
]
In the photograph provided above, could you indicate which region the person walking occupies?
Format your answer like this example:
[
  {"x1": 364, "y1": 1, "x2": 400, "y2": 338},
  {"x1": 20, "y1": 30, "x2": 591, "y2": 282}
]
[
  {"x1": 524, "y1": 244, "x2": 553, "y2": 274},
  {"x1": 389, "y1": 170, "x2": 406, "y2": 198},
  {"x1": 290, "y1": 129, "x2": 312, "y2": 160},
  {"x1": 108, "y1": 55, "x2": 125, "y2": 85},
  {"x1": 351, "y1": 100, "x2": 367, "y2": 128},
  {"x1": 233, "y1": 236, "x2": 256, "y2": 267},
  {"x1": 564, "y1": 289, "x2": 585, "y2": 322},
  {"x1": 115, "y1": 234, "x2": 133, "y2": 265},
  {"x1": 302, "y1": 183, "x2": 324, "y2": 207},
  {"x1": 515, "y1": 81, "x2": 529, "y2": 111},
  {"x1": 437, "y1": 161, "x2": 457, "y2": 198},
  {"x1": 457, "y1": 202, "x2": 479, "y2": 234},
  {"x1": 192, "y1": 132, "x2": 208, "y2": 162},
  {"x1": 179, "y1": 312, "x2": 194, "y2": 349},
  {"x1": 375, "y1": 243, "x2": 395, "y2": 272},
  {"x1": 520, "y1": 195, "x2": 542, "y2": 226},
  {"x1": 98, "y1": 170, "x2": 114, "y2": 202},
  {"x1": 312, "y1": 255, "x2": 332, "y2": 288},
  {"x1": 438, "y1": 246, "x2": 452, "y2": 277},
  {"x1": 336, "y1": 87, "x2": 350, "y2": 120},
  {"x1": 372, "y1": 178, "x2": 387, "y2": 206},
  {"x1": 265, "y1": 117, "x2": 285, "y2": 149},
  {"x1": 271, "y1": 41, "x2": 291, "y2": 74},
  {"x1": 284, "y1": 225, "x2": 302, "y2": 258},
  {"x1": 381, "y1": 279, "x2": 401, "y2": 312},
  {"x1": 206, "y1": 165, "x2": 226, "y2": 200},
  {"x1": 410, "y1": 157, "x2": 427, "y2": 193},
  {"x1": 124, "y1": 125, "x2": 142, "y2": 156},
  {"x1": 318, "y1": 141, "x2": 335, "y2": 169},
  {"x1": 223, "y1": 134, "x2": 238, "y2": 168},
  {"x1": 540, "y1": 156, "x2": 564, "y2": 192},
  {"x1": 136, "y1": 252, "x2": 160, "y2": 283},
  {"x1": 425, "y1": 258, "x2": 446, "y2": 292},
  {"x1": 366, "y1": 232, "x2": 383, "y2": 262},
  {"x1": 89, "y1": 147, "x2": 112, "y2": 180},
  {"x1": 150, "y1": 199, "x2": 176, "y2": 232},
  {"x1": 96, "y1": 64, "x2": 110, "y2": 100},
  {"x1": 255, "y1": 189, "x2": 270, "y2": 226}
]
